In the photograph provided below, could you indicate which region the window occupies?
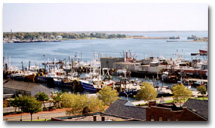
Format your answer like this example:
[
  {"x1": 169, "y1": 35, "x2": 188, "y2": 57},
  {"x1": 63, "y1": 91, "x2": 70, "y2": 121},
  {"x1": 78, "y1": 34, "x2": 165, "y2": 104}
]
[
  {"x1": 151, "y1": 116, "x2": 154, "y2": 121},
  {"x1": 159, "y1": 117, "x2": 162, "y2": 121}
]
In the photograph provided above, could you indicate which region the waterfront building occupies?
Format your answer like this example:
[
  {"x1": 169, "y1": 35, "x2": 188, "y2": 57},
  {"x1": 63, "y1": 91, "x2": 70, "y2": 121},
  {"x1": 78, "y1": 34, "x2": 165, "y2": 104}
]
[
  {"x1": 100, "y1": 57, "x2": 124, "y2": 69},
  {"x1": 3, "y1": 80, "x2": 50, "y2": 97},
  {"x1": 146, "y1": 99, "x2": 208, "y2": 121}
]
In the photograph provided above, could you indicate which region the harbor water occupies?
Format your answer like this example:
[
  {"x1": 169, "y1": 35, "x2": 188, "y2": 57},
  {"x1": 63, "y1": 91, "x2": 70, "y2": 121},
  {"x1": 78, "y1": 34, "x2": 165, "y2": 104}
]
[
  {"x1": 3, "y1": 31, "x2": 208, "y2": 101},
  {"x1": 3, "y1": 31, "x2": 208, "y2": 68}
]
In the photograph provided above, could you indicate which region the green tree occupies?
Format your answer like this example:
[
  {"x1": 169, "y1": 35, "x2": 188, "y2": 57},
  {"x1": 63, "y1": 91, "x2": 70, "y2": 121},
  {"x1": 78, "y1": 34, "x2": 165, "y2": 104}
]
[
  {"x1": 3, "y1": 100, "x2": 8, "y2": 108},
  {"x1": 10, "y1": 96, "x2": 21, "y2": 112},
  {"x1": 19, "y1": 95, "x2": 42, "y2": 121},
  {"x1": 52, "y1": 92, "x2": 62, "y2": 108},
  {"x1": 172, "y1": 83, "x2": 192, "y2": 103},
  {"x1": 135, "y1": 82, "x2": 157, "y2": 102},
  {"x1": 197, "y1": 85, "x2": 207, "y2": 97},
  {"x1": 61, "y1": 93, "x2": 105, "y2": 115},
  {"x1": 35, "y1": 92, "x2": 49, "y2": 108},
  {"x1": 97, "y1": 86, "x2": 118, "y2": 106}
]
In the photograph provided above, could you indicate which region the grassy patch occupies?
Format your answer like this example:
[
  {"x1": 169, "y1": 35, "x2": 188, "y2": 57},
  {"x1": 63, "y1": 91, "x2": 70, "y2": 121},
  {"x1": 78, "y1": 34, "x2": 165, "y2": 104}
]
[
  {"x1": 165, "y1": 100, "x2": 174, "y2": 103},
  {"x1": 136, "y1": 103, "x2": 148, "y2": 106},
  {"x1": 190, "y1": 97, "x2": 208, "y2": 100},
  {"x1": 165, "y1": 97, "x2": 208, "y2": 104}
]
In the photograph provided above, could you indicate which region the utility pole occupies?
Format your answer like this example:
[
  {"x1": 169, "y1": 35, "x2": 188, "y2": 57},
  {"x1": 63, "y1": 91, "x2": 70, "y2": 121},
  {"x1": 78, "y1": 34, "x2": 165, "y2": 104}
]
[
  {"x1": 81, "y1": 52, "x2": 82, "y2": 62},
  {"x1": 124, "y1": 91, "x2": 128, "y2": 101},
  {"x1": 21, "y1": 61, "x2": 24, "y2": 71},
  {"x1": 29, "y1": 61, "x2": 31, "y2": 70}
]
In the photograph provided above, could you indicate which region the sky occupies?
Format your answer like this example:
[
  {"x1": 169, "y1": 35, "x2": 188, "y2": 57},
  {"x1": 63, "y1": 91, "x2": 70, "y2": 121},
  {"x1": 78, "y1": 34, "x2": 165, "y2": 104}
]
[{"x1": 3, "y1": 3, "x2": 208, "y2": 32}]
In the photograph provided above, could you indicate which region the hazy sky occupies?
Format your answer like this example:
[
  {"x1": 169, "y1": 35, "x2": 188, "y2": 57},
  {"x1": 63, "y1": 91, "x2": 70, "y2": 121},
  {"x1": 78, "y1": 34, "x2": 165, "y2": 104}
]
[{"x1": 3, "y1": 3, "x2": 208, "y2": 32}]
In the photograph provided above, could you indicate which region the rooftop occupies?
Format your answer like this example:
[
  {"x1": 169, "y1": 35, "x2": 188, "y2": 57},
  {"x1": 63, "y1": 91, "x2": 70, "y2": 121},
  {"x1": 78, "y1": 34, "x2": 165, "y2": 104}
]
[
  {"x1": 182, "y1": 98, "x2": 208, "y2": 120},
  {"x1": 52, "y1": 112, "x2": 128, "y2": 121},
  {"x1": 104, "y1": 99, "x2": 146, "y2": 121},
  {"x1": 3, "y1": 80, "x2": 41, "y2": 92}
]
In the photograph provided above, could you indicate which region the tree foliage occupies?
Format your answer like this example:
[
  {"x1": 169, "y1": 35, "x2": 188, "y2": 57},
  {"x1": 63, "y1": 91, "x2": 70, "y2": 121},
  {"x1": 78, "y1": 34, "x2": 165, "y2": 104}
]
[
  {"x1": 61, "y1": 93, "x2": 105, "y2": 115},
  {"x1": 197, "y1": 85, "x2": 207, "y2": 97},
  {"x1": 97, "y1": 86, "x2": 119, "y2": 106},
  {"x1": 19, "y1": 95, "x2": 42, "y2": 121},
  {"x1": 3, "y1": 100, "x2": 8, "y2": 108},
  {"x1": 135, "y1": 82, "x2": 157, "y2": 102},
  {"x1": 172, "y1": 83, "x2": 192, "y2": 103},
  {"x1": 52, "y1": 92, "x2": 63, "y2": 108},
  {"x1": 35, "y1": 92, "x2": 49, "y2": 108},
  {"x1": 3, "y1": 32, "x2": 126, "y2": 40},
  {"x1": 10, "y1": 96, "x2": 22, "y2": 112}
]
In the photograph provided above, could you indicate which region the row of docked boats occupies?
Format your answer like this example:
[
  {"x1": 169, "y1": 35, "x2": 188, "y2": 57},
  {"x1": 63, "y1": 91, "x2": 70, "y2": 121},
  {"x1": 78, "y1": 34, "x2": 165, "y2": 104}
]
[
  {"x1": 4, "y1": 61, "x2": 158, "y2": 97},
  {"x1": 4, "y1": 52, "x2": 207, "y2": 97}
]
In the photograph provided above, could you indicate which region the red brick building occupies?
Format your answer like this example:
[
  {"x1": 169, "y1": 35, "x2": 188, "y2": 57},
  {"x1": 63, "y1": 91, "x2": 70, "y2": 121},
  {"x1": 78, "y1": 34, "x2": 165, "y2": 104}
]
[
  {"x1": 146, "y1": 99, "x2": 208, "y2": 121},
  {"x1": 146, "y1": 103, "x2": 183, "y2": 121}
]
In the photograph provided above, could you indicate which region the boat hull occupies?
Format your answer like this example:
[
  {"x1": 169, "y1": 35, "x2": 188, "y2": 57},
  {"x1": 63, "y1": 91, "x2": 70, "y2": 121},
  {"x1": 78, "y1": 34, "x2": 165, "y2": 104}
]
[
  {"x1": 79, "y1": 81, "x2": 97, "y2": 93},
  {"x1": 53, "y1": 80, "x2": 72, "y2": 87},
  {"x1": 119, "y1": 90, "x2": 138, "y2": 97},
  {"x1": 25, "y1": 74, "x2": 36, "y2": 82},
  {"x1": 199, "y1": 49, "x2": 208, "y2": 54},
  {"x1": 9, "y1": 75, "x2": 24, "y2": 81},
  {"x1": 37, "y1": 76, "x2": 48, "y2": 82}
]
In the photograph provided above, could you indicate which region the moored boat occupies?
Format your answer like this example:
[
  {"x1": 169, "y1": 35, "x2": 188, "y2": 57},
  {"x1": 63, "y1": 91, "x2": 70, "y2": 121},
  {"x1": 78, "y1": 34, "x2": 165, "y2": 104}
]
[
  {"x1": 9, "y1": 73, "x2": 25, "y2": 81},
  {"x1": 53, "y1": 78, "x2": 73, "y2": 87},
  {"x1": 79, "y1": 80, "x2": 97, "y2": 93},
  {"x1": 199, "y1": 49, "x2": 208, "y2": 55},
  {"x1": 24, "y1": 73, "x2": 36, "y2": 82}
]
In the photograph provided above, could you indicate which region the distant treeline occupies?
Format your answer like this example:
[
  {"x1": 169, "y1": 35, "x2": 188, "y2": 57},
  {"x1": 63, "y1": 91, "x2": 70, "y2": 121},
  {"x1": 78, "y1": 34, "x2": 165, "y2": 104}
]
[{"x1": 3, "y1": 32, "x2": 127, "y2": 40}]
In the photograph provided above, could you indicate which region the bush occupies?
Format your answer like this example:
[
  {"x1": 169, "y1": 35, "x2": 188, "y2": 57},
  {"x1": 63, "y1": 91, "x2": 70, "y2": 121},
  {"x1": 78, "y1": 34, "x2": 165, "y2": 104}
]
[{"x1": 43, "y1": 107, "x2": 48, "y2": 111}]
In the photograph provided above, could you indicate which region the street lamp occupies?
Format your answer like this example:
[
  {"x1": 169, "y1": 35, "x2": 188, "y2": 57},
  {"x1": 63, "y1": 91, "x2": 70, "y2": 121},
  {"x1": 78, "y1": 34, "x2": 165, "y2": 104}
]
[
  {"x1": 124, "y1": 91, "x2": 128, "y2": 101},
  {"x1": 20, "y1": 107, "x2": 22, "y2": 121}
]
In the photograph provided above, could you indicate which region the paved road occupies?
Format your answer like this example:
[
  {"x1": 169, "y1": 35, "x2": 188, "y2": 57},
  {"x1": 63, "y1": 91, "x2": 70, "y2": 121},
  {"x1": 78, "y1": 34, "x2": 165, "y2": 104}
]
[
  {"x1": 4, "y1": 102, "x2": 54, "y2": 114},
  {"x1": 3, "y1": 109, "x2": 67, "y2": 121}
]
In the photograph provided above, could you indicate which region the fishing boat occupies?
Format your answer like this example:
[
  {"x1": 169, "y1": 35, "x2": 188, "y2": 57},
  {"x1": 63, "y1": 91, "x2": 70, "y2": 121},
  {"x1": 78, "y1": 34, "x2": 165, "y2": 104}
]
[
  {"x1": 118, "y1": 78, "x2": 141, "y2": 97},
  {"x1": 79, "y1": 80, "x2": 98, "y2": 93},
  {"x1": 37, "y1": 71, "x2": 64, "y2": 82},
  {"x1": 187, "y1": 35, "x2": 197, "y2": 40},
  {"x1": 9, "y1": 72, "x2": 25, "y2": 81},
  {"x1": 79, "y1": 74, "x2": 115, "y2": 93},
  {"x1": 119, "y1": 89, "x2": 138, "y2": 97},
  {"x1": 169, "y1": 36, "x2": 180, "y2": 39},
  {"x1": 162, "y1": 72, "x2": 179, "y2": 83},
  {"x1": 24, "y1": 73, "x2": 36, "y2": 82},
  {"x1": 192, "y1": 80, "x2": 207, "y2": 88},
  {"x1": 53, "y1": 70, "x2": 79, "y2": 87},
  {"x1": 177, "y1": 78, "x2": 207, "y2": 88},
  {"x1": 53, "y1": 78, "x2": 73, "y2": 87},
  {"x1": 199, "y1": 49, "x2": 208, "y2": 55},
  {"x1": 79, "y1": 57, "x2": 104, "y2": 92}
]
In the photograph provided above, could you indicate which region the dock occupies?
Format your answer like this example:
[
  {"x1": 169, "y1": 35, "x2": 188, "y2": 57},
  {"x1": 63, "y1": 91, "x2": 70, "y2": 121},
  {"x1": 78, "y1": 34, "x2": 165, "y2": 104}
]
[{"x1": 191, "y1": 53, "x2": 208, "y2": 56}]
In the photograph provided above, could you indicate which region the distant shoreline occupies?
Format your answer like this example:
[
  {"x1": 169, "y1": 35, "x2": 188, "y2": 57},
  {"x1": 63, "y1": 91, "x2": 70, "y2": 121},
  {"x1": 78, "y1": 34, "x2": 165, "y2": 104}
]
[
  {"x1": 3, "y1": 31, "x2": 208, "y2": 43},
  {"x1": 3, "y1": 38, "x2": 208, "y2": 44},
  {"x1": 3, "y1": 30, "x2": 208, "y2": 33}
]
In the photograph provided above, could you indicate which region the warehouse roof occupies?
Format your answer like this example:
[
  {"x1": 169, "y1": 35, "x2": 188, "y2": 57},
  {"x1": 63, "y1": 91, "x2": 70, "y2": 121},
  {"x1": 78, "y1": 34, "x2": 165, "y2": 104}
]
[
  {"x1": 183, "y1": 98, "x2": 208, "y2": 120},
  {"x1": 3, "y1": 80, "x2": 41, "y2": 92},
  {"x1": 104, "y1": 99, "x2": 146, "y2": 121}
]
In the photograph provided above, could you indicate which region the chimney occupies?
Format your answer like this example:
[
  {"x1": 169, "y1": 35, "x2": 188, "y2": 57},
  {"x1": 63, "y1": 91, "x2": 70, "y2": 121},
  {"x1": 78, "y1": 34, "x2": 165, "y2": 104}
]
[{"x1": 148, "y1": 101, "x2": 156, "y2": 107}]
